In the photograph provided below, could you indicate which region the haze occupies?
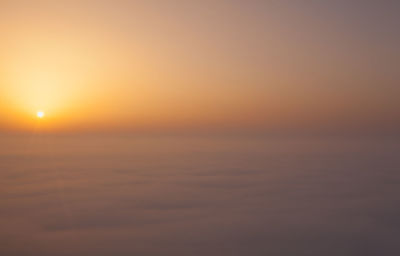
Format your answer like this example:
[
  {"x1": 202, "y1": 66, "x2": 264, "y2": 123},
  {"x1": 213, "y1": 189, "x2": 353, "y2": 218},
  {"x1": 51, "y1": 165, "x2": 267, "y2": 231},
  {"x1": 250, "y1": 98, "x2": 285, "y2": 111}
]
[
  {"x1": 1, "y1": 2, "x2": 400, "y2": 256},
  {"x1": 0, "y1": 1, "x2": 399, "y2": 135}
]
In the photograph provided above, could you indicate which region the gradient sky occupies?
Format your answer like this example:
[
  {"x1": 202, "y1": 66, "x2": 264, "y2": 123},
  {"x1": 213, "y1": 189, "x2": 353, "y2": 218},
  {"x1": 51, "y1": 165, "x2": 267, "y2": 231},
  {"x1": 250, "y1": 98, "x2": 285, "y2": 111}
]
[{"x1": 0, "y1": 1, "x2": 399, "y2": 134}]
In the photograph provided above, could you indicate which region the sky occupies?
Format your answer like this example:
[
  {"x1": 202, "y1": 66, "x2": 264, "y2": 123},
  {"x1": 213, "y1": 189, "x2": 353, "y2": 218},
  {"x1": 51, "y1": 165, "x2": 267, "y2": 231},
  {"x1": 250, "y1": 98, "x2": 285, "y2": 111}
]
[{"x1": 0, "y1": 0, "x2": 399, "y2": 134}]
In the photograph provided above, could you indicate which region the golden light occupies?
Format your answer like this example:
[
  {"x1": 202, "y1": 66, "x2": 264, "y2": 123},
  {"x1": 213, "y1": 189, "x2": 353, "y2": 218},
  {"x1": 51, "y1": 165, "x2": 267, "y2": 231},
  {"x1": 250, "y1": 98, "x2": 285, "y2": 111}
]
[{"x1": 37, "y1": 111, "x2": 45, "y2": 118}]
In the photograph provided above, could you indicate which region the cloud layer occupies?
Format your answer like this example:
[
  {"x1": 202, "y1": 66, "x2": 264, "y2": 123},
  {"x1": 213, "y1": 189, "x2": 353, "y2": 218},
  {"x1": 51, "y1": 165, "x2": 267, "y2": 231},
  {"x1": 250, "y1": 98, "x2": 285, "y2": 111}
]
[{"x1": 1, "y1": 135, "x2": 400, "y2": 255}]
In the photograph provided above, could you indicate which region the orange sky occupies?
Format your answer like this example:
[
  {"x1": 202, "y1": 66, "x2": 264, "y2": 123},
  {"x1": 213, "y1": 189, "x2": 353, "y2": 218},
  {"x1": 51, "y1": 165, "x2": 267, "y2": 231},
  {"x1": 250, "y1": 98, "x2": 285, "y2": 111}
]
[{"x1": 0, "y1": 1, "x2": 399, "y2": 134}]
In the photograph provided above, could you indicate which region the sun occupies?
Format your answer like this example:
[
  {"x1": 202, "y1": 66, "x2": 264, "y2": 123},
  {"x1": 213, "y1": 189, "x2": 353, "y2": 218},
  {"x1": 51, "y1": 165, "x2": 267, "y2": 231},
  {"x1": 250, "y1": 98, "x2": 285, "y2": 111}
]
[{"x1": 37, "y1": 111, "x2": 45, "y2": 118}]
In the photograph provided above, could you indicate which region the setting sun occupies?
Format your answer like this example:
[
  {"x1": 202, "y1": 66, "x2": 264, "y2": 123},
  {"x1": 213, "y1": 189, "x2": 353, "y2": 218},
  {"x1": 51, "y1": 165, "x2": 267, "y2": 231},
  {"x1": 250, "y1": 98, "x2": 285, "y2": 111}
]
[{"x1": 37, "y1": 111, "x2": 45, "y2": 118}]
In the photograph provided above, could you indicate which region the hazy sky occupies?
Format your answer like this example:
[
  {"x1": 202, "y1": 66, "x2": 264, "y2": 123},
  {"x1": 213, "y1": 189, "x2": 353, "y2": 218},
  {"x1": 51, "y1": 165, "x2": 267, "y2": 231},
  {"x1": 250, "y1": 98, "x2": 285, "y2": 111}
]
[{"x1": 0, "y1": 1, "x2": 399, "y2": 134}]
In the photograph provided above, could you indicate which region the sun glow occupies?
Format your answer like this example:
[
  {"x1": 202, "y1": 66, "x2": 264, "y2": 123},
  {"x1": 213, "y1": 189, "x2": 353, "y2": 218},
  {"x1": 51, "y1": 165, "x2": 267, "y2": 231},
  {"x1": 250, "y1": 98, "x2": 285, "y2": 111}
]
[
  {"x1": 37, "y1": 111, "x2": 45, "y2": 118},
  {"x1": 0, "y1": 34, "x2": 109, "y2": 131}
]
